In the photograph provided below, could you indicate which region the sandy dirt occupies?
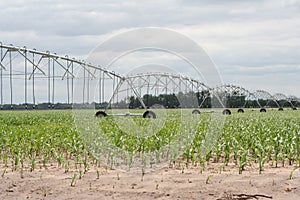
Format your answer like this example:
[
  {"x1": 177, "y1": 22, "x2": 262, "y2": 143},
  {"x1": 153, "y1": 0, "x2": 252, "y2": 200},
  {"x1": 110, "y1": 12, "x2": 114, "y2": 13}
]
[{"x1": 0, "y1": 163, "x2": 299, "y2": 200}]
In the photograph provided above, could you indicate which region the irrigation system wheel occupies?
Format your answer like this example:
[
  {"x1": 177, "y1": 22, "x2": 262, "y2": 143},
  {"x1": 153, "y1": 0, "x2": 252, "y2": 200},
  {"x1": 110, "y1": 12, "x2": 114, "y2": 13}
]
[
  {"x1": 292, "y1": 107, "x2": 297, "y2": 110},
  {"x1": 237, "y1": 108, "x2": 244, "y2": 113},
  {"x1": 260, "y1": 108, "x2": 267, "y2": 113},
  {"x1": 192, "y1": 109, "x2": 201, "y2": 114},
  {"x1": 95, "y1": 111, "x2": 108, "y2": 117},
  {"x1": 223, "y1": 109, "x2": 231, "y2": 115},
  {"x1": 278, "y1": 107, "x2": 284, "y2": 111},
  {"x1": 143, "y1": 110, "x2": 157, "y2": 119}
]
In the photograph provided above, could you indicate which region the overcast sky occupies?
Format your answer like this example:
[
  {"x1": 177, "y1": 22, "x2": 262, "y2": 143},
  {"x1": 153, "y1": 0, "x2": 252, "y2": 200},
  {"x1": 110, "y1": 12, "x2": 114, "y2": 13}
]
[{"x1": 0, "y1": 0, "x2": 299, "y2": 97}]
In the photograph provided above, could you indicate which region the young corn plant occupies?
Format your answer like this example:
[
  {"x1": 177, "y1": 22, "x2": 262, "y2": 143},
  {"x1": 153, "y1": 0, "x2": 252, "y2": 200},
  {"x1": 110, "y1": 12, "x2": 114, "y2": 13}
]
[
  {"x1": 237, "y1": 149, "x2": 248, "y2": 174},
  {"x1": 71, "y1": 173, "x2": 77, "y2": 187}
]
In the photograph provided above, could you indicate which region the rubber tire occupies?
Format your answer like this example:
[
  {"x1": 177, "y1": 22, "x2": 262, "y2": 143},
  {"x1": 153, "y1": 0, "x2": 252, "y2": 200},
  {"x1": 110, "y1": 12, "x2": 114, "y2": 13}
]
[
  {"x1": 292, "y1": 107, "x2": 297, "y2": 110},
  {"x1": 278, "y1": 107, "x2": 284, "y2": 111},
  {"x1": 237, "y1": 108, "x2": 244, "y2": 113},
  {"x1": 143, "y1": 110, "x2": 156, "y2": 119},
  {"x1": 223, "y1": 109, "x2": 231, "y2": 115},
  {"x1": 95, "y1": 111, "x2": 107, "y2": 117},
  {"x1": 260, "y1": 108, "x2": 267, "y2": 113},
  {"x1": 192, "y1": 109, "x2": 200, "y2": 114}
]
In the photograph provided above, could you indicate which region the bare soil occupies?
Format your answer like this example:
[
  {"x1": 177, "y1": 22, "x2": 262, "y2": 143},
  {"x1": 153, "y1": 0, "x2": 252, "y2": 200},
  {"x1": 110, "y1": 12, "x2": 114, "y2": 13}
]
[{"x1": 0, "y1": 162, "x2": 299, "y2": 200}]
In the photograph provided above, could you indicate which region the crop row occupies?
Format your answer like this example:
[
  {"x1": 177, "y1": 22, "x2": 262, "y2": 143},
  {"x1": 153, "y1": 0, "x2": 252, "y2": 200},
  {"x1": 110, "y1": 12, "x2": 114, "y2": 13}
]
[{"x1": 0, "y1": 110, "x2": 299, "y2": 174}]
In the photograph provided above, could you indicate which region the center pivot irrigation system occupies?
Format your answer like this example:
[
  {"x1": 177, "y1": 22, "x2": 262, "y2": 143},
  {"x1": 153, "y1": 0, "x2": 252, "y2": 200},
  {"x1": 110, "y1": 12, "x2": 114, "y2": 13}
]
[{"x1": 0, "y1": 43, "x2": 298, "y2": 118}]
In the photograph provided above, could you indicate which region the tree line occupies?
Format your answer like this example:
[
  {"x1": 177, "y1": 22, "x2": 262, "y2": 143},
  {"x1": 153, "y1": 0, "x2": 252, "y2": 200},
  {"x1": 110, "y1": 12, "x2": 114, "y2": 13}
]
[
  {"x1": 119, "y1": 91, "x2": 299, "y2": 109},
  {"x1": 0, "y1": 91, "x2": 298, "y2": 110}
]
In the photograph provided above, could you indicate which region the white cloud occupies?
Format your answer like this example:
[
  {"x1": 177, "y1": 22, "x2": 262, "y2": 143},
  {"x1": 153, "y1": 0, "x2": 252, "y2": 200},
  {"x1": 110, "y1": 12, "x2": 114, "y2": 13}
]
[{"x1": 0, "y1": 0, "x2": 299, "y2": 100}]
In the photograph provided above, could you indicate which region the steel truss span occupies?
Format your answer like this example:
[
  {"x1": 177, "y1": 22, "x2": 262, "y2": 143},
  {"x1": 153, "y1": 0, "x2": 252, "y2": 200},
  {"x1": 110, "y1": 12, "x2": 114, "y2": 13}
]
[
  {"x1": 0, "y1": 43, "x2": 298, "y2": 115},
  {"x1": 0, "y1": 43, "x2": 123, "y2": 109},
  {"x1": 100, "y1": 72, "x2": 216, "y2": 117},
  {"x1": 212, "y1": 84, "x2": 251, "y2": 112}
]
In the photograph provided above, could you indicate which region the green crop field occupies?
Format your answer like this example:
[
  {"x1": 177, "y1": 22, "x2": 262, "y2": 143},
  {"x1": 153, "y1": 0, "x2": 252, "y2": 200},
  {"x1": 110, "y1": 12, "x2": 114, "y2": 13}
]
[{"x1": 0, "y1": 109, "x2": 300, "y2": 175}]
